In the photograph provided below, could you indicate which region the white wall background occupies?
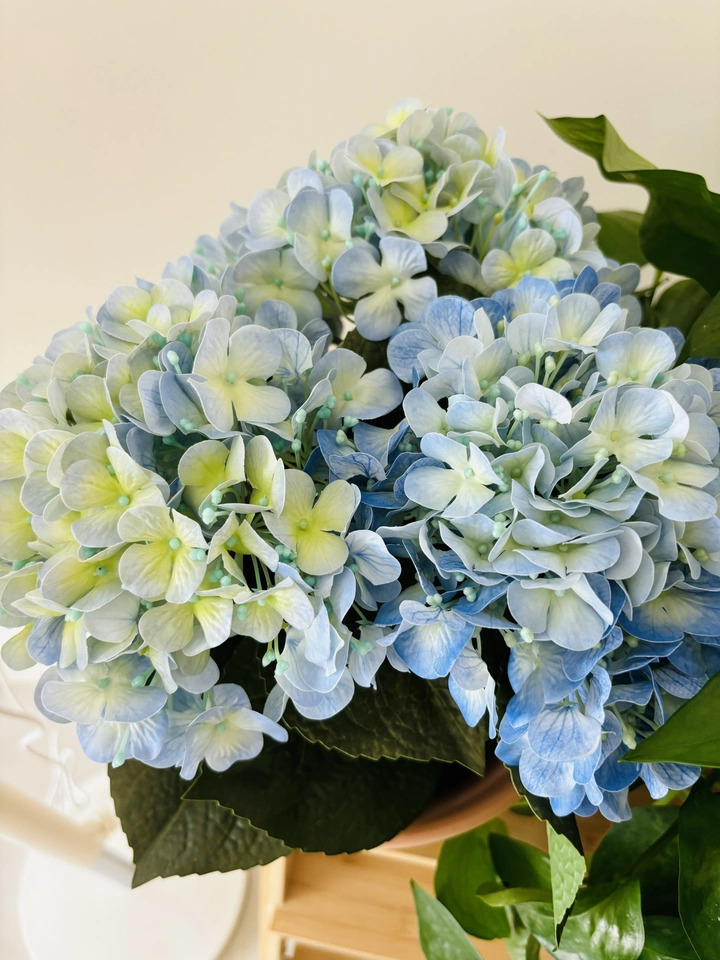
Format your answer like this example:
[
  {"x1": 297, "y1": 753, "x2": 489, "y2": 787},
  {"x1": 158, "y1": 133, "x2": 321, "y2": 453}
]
[{"x1": 1, "y1": 0, "x2": 719, "y2": 386}]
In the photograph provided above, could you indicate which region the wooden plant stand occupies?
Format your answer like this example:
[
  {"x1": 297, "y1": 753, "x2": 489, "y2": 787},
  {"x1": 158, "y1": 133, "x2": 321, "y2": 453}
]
[{"x1": 258, "y1": 792, "x2": 610, "y2": 960}]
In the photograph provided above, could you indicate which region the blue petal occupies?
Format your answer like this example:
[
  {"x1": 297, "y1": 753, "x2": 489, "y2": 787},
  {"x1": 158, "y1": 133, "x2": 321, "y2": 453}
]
[
  {"x1": 394, "y1": 606, "x2": 473, "y2": 679},
  {"x1": 620, "y1": 583, "x2": 720, "y2": 643},
  {"x1": 528, "y1": 705, "x2": 601, "y2": 762},
  {"x1": 519, "y1": 748, "x2": 576, "y2": 798}
]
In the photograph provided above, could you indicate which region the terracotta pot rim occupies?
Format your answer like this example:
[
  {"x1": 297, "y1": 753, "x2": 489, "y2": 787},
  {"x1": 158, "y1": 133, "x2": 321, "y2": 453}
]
[{"x1": 380, "y1": 761, "x2": 518, "y2": 851}]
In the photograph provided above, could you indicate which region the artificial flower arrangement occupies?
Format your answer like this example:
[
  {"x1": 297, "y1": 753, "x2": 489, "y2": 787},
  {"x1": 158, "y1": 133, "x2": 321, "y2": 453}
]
[{"x1": 2, "y1": 100, "x2": 719, "y2": 959}]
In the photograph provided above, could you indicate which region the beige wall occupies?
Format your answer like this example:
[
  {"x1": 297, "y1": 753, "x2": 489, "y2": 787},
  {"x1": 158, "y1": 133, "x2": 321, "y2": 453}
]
[{"x1": 1, "y1": 0, "x2": 718, "y2": 386}]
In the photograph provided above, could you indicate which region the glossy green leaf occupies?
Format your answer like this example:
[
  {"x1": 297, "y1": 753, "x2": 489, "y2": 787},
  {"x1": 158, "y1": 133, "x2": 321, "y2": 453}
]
[
  {"x1": 683, "y1": 292, "x2": 720, "y2": 360},
  {"x1": 109, "y1": 761, "x2": 291, "y2": 887},
  {"x1": 507, "y1": 765, "x2": 584, "y2": 854},
  {"x1": 679, "y1": 779, "x2": 720, "y2": 959},
  {"x1": 488, "y1": 832, "x2": 551, "y2": 890},
  {"x1": 640, "y1": 917, "x2": 698, "y2": 960},
  {"x1": 435, "y1": 820, "x2": 511, "y2": 940},
  {"x1": 548, "y1": 822, "x2": 587, "y2": 942},
  {"x1": 589, "y1": 806, "x2": 679, "y2": 917},
  {"x1": 545, "y1": 114, "x2": 720, "y2": 293},
  {"x1": 518, "y1": 881, "x2": 645, "y2": 960},
  {"x1": 597, "y1": 210, "x2": 647, "y2": 266},
  {"x1": 285, "y1": 663, "x2": 486, "y2": 774},
  {"x1": 650, "y1": 279, "x2": 711, "y2": 335},
  {"x1": 627, "y1": 673, "x2": 720, "y2": 767},
  {"x1": 412, "y1": 881, "x2": 484, "y2": 960},
  {"x1": 479, "y1": 888, "x2": 551, "y2": 907}
]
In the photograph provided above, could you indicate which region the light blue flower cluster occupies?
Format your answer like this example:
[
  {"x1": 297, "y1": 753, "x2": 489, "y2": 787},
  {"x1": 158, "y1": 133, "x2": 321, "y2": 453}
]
[
  {"x1": 378, "y1": 276, "x2": 720, "y2": 820},
  {"x1": 1, "y1": 100, "x2": 717, "y2": 822}
]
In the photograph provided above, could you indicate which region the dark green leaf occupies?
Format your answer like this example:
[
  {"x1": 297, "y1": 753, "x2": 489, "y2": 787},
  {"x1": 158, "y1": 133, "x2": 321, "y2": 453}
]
[
  {"x1": 189, "y1": 640, "x2": 442, "y2": 853},
  {"x1": 479, "y1": 888, "x2": 551, "y2": 907},
  {"x1": 109, "y1": 761, "x2": 290, "y2": 887},
  {"x1": 507, "y1": 765, "x2": 584, "y2": 855},
  {"x1": 679, "y1": 779, "x2": 720, "y2": 959},
  {"x1": 650, "y1": 279, "x2": 711, "y2": 335},
  {"x1": 626, "y1": 673, "x2": 720, "y2": 767},
  {"x1": 597, "y1": 210, "x2": 647, "y2": 266},
  {"x1": 518, "y1": 881, "x2": 645, "y2": 960},
  {"x1": 187, "y1": 732, "x2": 440, "y2": 854},
  {"x1": 589, "y1": 806, "x2": 679, "y2": 916},
  {"x1": 683, "y1": 292, "x2": 720, "y2": 361},
  {"x1": 285, "y1": 663, "x2": 486, "y2": 774},
  {"x1": 544, "y1": 115, "x2": 720, "y2": 293},
  {"x1": 435, "y1": 820, "x2": 511, "y2": 940},
  {"x1": 548, "y1": 822, "x2": 587, "y2": 942},
  {"x1": 488, "y1": 833, "x2": 551, "y2": 890},
  {"x1": 412, "y1": 881, "x2": 484, "y2": 960},
  {"x1": 640, "y1": 917, "x2": 699, "y2": 959}
]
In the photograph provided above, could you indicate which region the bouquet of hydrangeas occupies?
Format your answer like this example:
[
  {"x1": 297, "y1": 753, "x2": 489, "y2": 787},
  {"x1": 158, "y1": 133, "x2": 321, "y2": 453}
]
[{"x1": 2, "y1": 99, "x2": 720, "y2": 958}]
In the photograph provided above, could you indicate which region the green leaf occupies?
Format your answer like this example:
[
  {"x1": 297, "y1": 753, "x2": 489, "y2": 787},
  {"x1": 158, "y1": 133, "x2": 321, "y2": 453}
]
[
  {"x1": 188, "y1": 640, "x2": 442, "y2": 853},
  {"x1": 507, "y1": 765, "x2": 584, "y2": 855},
  {"x1": 640, "y1": 917, "x2": 699, "y2": 960},
  {"x1": 683, "y1": 291, "x2": 720, "y2": 361},
  {"x1": 650, "y1": 279, "x2": 711, "y2": 335},
  {"x1": 596, "y1": 210, "x2": 647, "y2": 266},
  {"x1": 109, "y1": 761, "x2": 291, "y2": 887},
  {"x1": 435, "y1": 820, "x2": 511, "y2": 940},
  {"x1": 544, "y1": 114, "x2": 720, "y2": 293},
  {"x1": 412, "y1": 881, "x2": 484, "y2": 960},
  {"x1": 518, "y1": 881, "x2": 645, "y2": 960},
  {"x1": 187, "y1": 733, "x2": 440, "y2": 854},
  {"x1": 588, "y1": 806, "x2": 679, "y2": 917},
  {"x1": 488, "y1": 833, "x2": 551, "y2": 890},
  {"x1": 479, "y1": 888, "x2": 551, "y2": 907},
  {"x1": 679, "y1": 778, "x2": 720, "y2": 959},
  {"x1": 548, "y1": 822, "x2": 587, "y2": 943},
  {"x1": 626, "y1": 673, "x2": 720, "y2": 767},
  {"x1": 285, "y1": 663, "x2": 486, "y2": 774}
]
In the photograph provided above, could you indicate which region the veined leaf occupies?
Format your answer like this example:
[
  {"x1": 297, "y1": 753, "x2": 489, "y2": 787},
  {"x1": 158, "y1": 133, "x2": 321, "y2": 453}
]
[
  {"x1": 109, "y1": 761, "x2": 290, "y2": 887},
  {"x1": 627, "y1": 673, "x2": 720, "y2": 767},
  {"x1": 285, "y1": 663, "x2": 486, "y2": 774},
  {"x1": 548, "y1": 822, "x2": 586, "y2": 945}
]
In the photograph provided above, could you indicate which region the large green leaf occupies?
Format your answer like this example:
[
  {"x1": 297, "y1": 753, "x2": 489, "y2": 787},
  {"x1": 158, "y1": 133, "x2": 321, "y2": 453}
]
[
  {"x1": 683, "y1": 292, "x2": 720, "y2": 360},
  {"x1": 679, "y1": 779, "x2": 720, "y2": 959},
  {"x1": 548, "y1": 823, "x2": 587, "y2": 944},
  {"x1": 285, "y1": 664, "x2": 486, "y2": 774},
  {"x1": 187, "y1": 731, "x2": 440, "y2": 853},
  {"x1": 187, "y1": 639, "x2": 440, "y2": 854},
  {"x1": 488, "y1": 832, "x2": 551, "y2": 890},
  {"x1": 412, "y1": 881, "x2": 484, "y2": 960},
  {"x1": 518, "y1": 882, "x2": 645, "y2": 960},
  {"x1": 434, "y1": 820, "x2": 511, "y2": 940},
  {"x1": 596, "y1": 210, "x2": 647, "y2": 266},
  {"x1": 507, "y1": 765, "x2": 584, "y2": 854},
  {"x1": 545, "y1": 115, "x2": 720, "y2": 293},
  {"x1": 640, "y1": 917, "x2": 698, "y2": 960},
  {"x1": 588, "y1": 806, "x2": 680, "y2": 917},
  {"x1": 650, "y1": 279, "x2": 712, "y2": 336},
  {"x1": 626, "y1": 673, "x2": 720, "y2": 767},
  {"x1": 109, "y1": 762, "x2": 291, "y2": 887}
]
